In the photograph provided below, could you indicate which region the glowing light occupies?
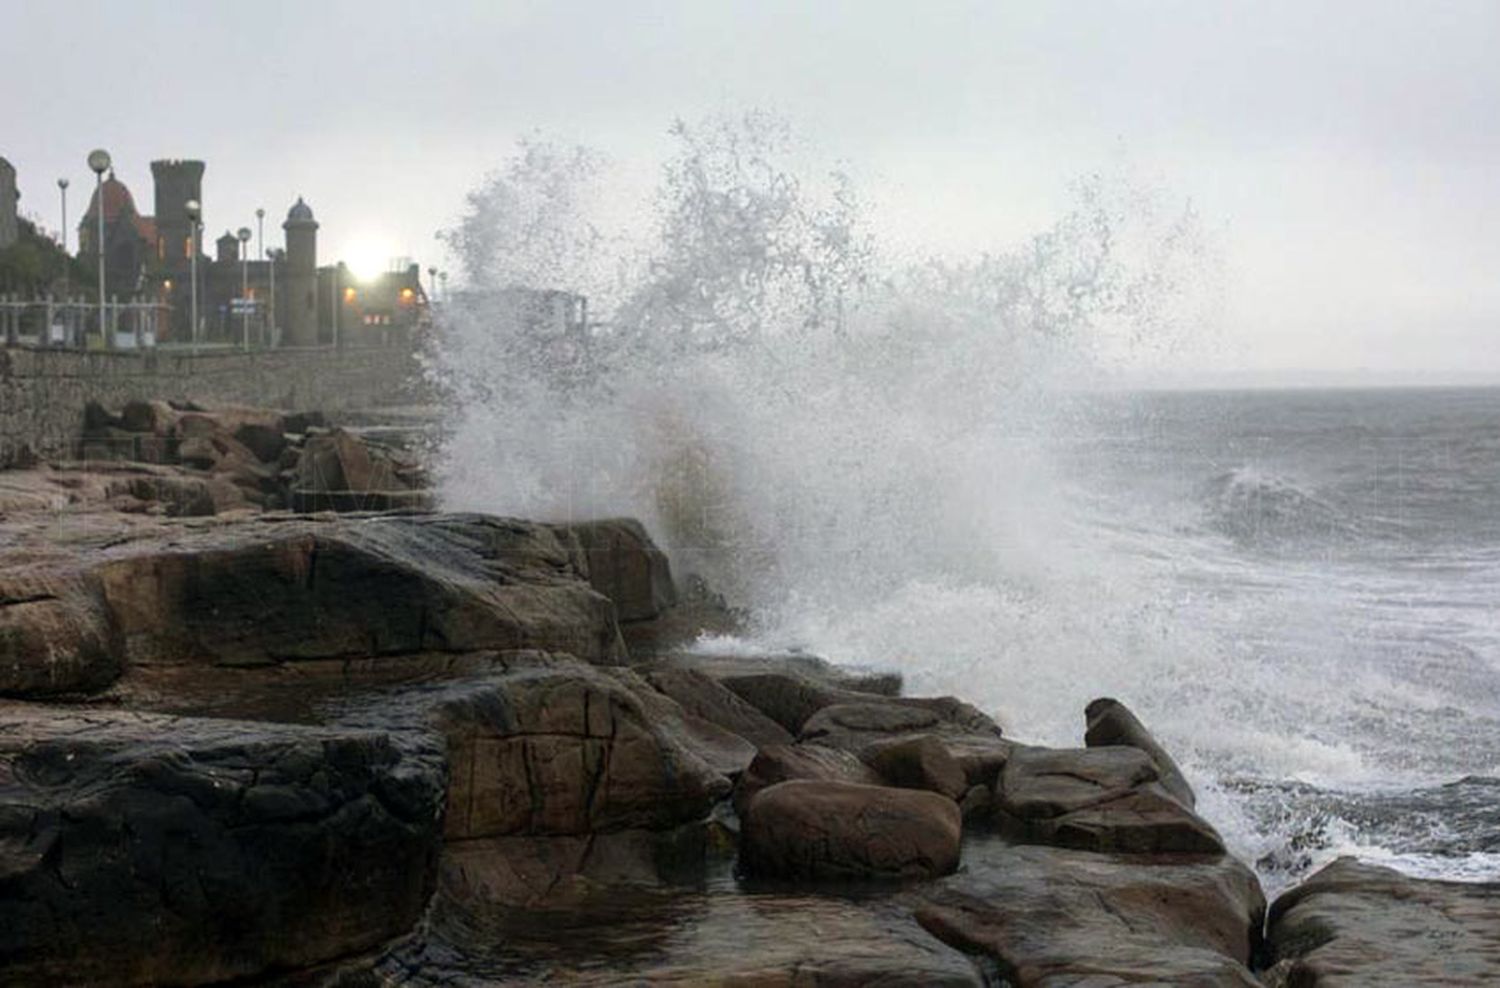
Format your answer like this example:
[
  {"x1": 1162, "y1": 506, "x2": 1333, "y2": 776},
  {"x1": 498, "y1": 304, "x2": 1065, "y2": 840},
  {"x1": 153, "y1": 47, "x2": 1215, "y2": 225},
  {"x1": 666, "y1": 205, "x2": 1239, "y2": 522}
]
[
  {"x1": 344, "y1": 287, "x2": 357, "y2": 303},
  {"x1": 343, "y1": 236, "x2": 397, "y2": 282},
  {"x1": 163, "y1": 279, "x2": 173, "y2": 291},
  {"x1": 399, "y1": 288, "x2": 414, "y2": 304}
]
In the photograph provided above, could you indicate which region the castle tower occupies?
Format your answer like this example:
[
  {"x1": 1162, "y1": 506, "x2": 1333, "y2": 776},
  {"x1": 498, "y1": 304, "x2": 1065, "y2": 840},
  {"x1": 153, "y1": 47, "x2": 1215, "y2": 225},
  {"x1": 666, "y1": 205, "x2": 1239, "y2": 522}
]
[
  {"x1": 150, "y1": 160, "x2": 204, "y2": 265},
  {"x1": 0, "y1": 157, "x2": 17, "y2": 249},
  {"x1": 282, "y1": 197, "x2": 319, "y2": 346}
]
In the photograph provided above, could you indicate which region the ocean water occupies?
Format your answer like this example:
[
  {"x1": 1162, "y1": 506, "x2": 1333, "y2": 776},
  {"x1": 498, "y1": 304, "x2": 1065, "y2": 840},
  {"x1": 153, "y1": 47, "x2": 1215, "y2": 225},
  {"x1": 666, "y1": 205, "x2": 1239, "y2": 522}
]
[
  {"x1": 1056, "y1": 386, "x2": 1500, "y2": 887},
  {"x1": 673, "y1": 386, "x2": 1500, "y2": 891}
]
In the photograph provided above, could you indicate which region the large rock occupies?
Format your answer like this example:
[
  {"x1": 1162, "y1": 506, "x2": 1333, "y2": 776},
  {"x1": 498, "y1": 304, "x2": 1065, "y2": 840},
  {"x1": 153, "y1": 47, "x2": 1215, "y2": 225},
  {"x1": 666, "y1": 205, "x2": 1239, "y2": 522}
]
[
  {"x1": 1264, "y1": 856, "x2": 1500, "y2": 986},
  {"x1": 994, "y1": 744, "x2": 1226, "y2": 855},
  {"x1": 93, "y1": 513, "x2": 627, "y2": 670},
  {"x1": 740, "y1": 779, "x2": 962, "y2": 881},
  {"x1": 391, "y1": 878, "x2": 985, "y2": 986},
  {"x1": 799, "y1": 697, "x2": 1003, "y2": 754},
  {"x1": 404, "y1": 664, "x2": 732, "y2": 839},
  {"x1": 917, "y1": 840, "x2": 1265, "y2": 986},
  {"x1": 867, "y1": 733, "x2": 969, "y2": 800},
  {"x1": 0, "y1": 704, "x2": 443, "y2": 986},
  {"x1": 0, "y1": 571, "x2": 118, "y2": 697},
  {"x1": 733, "y1": 741, "x2": 882, "y2": 814},
  {"x1": 664, "y1": 650, "x2": 902, "y2": 734},
  {"x1": 639, "y1": 665, "x2": 792, "y2": 749},
  {"x1": 1085, "y1": 696, "x2": 1196, "y2": 808},
  {"x1": 559, "y1": 518, "x2": 677, "y2": 622}
]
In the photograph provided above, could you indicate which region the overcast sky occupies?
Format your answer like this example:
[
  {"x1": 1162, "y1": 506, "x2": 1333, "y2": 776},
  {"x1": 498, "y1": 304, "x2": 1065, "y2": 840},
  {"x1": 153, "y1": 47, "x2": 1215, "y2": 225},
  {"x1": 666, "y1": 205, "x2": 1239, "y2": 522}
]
[{"x1": 5, "y1": 1, "x2": 1498, "y2": 380}]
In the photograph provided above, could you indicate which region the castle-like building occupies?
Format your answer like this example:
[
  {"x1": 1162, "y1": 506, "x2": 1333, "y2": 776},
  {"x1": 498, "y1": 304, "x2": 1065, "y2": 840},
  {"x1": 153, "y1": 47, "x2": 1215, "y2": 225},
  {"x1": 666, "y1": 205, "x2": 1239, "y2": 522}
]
[{"x1": 73, "y1": 158, "x2": 428, "y2": 346}]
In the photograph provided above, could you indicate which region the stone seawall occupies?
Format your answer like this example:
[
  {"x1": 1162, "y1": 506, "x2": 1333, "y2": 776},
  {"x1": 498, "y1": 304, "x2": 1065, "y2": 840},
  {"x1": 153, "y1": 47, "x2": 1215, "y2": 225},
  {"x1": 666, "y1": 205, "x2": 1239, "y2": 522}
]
[{"x1": 0, "y1": 345, "x2": 423, "y2": 465}]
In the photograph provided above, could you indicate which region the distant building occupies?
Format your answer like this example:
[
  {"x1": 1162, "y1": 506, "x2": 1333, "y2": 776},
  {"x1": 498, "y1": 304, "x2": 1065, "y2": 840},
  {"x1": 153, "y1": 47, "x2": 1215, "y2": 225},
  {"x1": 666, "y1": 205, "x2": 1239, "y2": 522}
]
[
  {"x1": 0, "y1": 157, "x2": 17, "y2": 249},
  {"x1": 78, "y1": 171, "x2": 156, "y2": 299},
  {"x1": 35, "y1": 151, "x2": 433, "y2": 346}
]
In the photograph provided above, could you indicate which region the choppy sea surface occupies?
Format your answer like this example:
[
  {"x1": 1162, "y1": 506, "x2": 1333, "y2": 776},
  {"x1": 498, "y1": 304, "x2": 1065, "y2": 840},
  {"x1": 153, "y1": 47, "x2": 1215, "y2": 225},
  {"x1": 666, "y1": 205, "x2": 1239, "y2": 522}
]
[{"x1": 1050, "y1": 386, "x2": 1500, "y2": 887}]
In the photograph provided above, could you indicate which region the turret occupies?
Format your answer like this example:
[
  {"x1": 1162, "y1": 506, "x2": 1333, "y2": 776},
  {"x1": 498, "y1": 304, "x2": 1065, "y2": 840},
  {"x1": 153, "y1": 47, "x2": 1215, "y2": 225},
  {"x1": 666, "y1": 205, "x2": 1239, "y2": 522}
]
[
  {"x1": 150, "y1": 159, "x2": 204, "y2": 264},
  {"x1": 282, "y1": 197, "x2": 319, "y2": 346}
]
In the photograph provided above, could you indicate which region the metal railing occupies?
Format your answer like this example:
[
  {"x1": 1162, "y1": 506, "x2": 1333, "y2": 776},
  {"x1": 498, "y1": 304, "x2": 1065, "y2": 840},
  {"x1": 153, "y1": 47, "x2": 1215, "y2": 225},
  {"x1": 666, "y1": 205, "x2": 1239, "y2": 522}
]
[{"x1": 0, "y1": 294, "x2": 170, "y2": 350}]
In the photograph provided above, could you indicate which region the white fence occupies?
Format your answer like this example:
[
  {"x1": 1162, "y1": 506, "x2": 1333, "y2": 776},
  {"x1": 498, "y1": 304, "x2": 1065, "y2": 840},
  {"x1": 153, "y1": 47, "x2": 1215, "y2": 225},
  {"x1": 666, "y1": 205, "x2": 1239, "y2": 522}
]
[{"x1": 0, "y1": 294, "x2": 169, "y2": 350}]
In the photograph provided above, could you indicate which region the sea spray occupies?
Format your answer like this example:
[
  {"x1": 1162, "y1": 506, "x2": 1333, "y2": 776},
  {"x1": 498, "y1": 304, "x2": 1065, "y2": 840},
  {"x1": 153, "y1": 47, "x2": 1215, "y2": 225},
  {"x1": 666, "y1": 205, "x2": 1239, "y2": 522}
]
[{"x1": 427, "y1": 115, "x2": 1484, "y2": 877}]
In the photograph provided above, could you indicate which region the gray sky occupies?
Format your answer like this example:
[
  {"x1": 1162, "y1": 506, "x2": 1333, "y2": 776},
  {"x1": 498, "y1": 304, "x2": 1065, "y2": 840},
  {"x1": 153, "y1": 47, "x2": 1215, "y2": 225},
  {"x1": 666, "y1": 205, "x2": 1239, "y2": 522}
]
[{"x1": 5, "y1": 0, "x2": 1498, "y2": 379}]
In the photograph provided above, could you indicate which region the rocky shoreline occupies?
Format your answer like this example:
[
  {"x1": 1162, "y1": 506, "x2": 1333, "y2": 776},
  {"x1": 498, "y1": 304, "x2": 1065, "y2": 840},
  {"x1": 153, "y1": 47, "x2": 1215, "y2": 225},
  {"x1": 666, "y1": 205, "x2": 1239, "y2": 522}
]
[{"x1": 1, "y1": 403, "x2": 1497, "y2": 985}]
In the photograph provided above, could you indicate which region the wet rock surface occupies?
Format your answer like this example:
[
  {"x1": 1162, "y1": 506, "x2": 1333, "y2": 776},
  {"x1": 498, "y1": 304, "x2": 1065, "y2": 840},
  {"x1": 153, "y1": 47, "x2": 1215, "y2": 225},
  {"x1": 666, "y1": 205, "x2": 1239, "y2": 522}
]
[
  {"x1": 741, "y1": 779, "x2": 963, "y2": 881},
  {"x1": 0, "y1": 437, "x2": 1486, "y2": 985},
  {"x1": 1264, "y1": 857, "x2": 1500, "y2": 986},
  {"x1": 0, "y1": 705, "x2": 443, "y2": 987},
  {"x1": 917, "y1": 839, "x2": 1266, "y2": 986},
  {"x1": 995, "y1": 743, "x2": 1227, "y2": 855}
]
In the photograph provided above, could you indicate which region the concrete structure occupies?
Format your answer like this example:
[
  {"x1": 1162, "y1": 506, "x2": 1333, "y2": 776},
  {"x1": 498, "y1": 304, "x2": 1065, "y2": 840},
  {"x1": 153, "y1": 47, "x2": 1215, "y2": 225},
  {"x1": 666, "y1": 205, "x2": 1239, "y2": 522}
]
[
  {"x1": 0, "y1": 157, "x2": 17, "y2": 249},
  {"x1": 0, "y1": 345, "x2": 422, "y2": 466},
  {"x1": 283, "y1": 198, "x2": 319, "y2": 346}
]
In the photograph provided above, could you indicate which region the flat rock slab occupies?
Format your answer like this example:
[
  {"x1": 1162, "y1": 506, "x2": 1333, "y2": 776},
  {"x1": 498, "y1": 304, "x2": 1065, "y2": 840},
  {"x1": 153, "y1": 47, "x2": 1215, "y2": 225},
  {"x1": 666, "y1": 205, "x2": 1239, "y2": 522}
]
[
  {"x1": 1265, "y1": 856, "x2": 1500, "y2": 986},
  {"x1": 916, "y1": 840, "x2": 1265, "y2": 987},
  {"x1": 0, "y1": 704, "x2": 443, "y2": 986},
  {"x1": 0, "y1": 511, "x2": 636, "y2": 697},
  {"x1": 384, "y1": 881, "x2": 985, "y2": 987}
]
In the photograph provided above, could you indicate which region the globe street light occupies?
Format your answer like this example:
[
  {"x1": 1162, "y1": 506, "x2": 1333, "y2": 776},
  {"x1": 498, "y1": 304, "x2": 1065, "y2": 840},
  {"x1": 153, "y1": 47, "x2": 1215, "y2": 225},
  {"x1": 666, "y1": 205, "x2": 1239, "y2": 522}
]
[
  {"x1": 87, "y1": 149, "x2": 111, "y2": 346},
  {"x1": 185, "y1": 198, "x2": 201, "y2": 350},
  {"x1": 255, "y1": 207, "x2": 264, "y2": 261},
  {"x1": 427, "y1": 265, "x2": 437, "y2": 301},
  {"x1": 237, "y1": 226, "x2": 252, "y2": 350}
]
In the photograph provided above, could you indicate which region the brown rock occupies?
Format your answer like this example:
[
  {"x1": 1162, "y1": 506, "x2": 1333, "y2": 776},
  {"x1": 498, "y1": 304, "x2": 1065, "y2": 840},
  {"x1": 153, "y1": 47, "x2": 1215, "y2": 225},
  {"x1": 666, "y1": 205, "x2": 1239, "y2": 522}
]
[
  {"x1": 799, "y1": 697, "x2": 1002, "y2": 754},
  {"x1": 740, "y1": 779, "x2": 962, "y2": 881},
  {"x1": 559, "y1": 518, "x2": 677, "y2": 622},
  {"x1": 0, "y1": 568, "x2": 118, "y2": 697},
  {"x1": 917, "y1": 839, "x2": 1265, "y2": 986},
  {"x1": 0, "y1": 704, "x2": 443, "y2": 986},
  {"x1": 92, "y1": 513, "x2": 627, "y2": 670},
  {"x1": 994, "y1": 745, "x2": 1226, "y2": 855},
  {"x1": 1086, "y1": 696, "x2": 1196, "y2": 808},
  {"x1": 867, "y1": 733, "x2": 969, "y2": 800},
  {"x1": 733, "y1": 741, "x2": 881, "y2": 814},
  {"x1": 417, "y1": 665, "x2": 731, "y2": 839},
  {"x1": 641, "y1": 665, "x2": 793, "y2": 749},
  {"x1": 1265, "y1": 856, "x2": 1500, "y2": 986}
]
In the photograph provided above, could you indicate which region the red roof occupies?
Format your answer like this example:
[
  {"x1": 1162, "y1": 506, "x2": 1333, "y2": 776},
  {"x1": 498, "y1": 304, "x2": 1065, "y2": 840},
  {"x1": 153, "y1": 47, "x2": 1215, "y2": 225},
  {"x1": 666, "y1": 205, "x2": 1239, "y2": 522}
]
[{"x1": 80, "y1": 173, "x2": 157, "y2": 244}]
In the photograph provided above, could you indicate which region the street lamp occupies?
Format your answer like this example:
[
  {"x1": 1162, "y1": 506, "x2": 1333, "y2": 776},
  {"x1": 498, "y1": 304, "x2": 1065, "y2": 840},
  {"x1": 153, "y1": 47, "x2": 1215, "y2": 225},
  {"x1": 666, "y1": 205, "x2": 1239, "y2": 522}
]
[
  {"x1": 237, "y1": 226, "x2": 252, "y2": 350},
  {"x1": 185, "y1": 198, "x2": 201, "y2": 350},
  {"x1": 267, "y1": 248, "x2": 283, "y2": 347},
  {"x1": 87, "y1": 149, "x2": 111, "y2": 346},
  {"x1": 427, "y1": 265, "x2": 437, "y2": 301},
  {"x1": 439, "y1": 270, "x2": 448, "y2": 303},
  {"x1": 57, "y1": 178, "x2": 69, "y2": 304},
  {"x1": 255, "y1": 207, "x2": 264, "y2": 261}
]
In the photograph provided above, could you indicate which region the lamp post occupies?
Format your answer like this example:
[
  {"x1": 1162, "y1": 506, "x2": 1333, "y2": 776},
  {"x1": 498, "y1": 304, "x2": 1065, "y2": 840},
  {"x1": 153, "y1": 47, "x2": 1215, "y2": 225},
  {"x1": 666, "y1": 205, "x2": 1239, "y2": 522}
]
[
  {"x1": 427, "y1": 265, "x2": 437, "y2": 302},
  {"x1": 237, "y1": 226, "x2": 252, "y2": 350},
  {"x1": 57, "y1": 178, "x2": 69, "y2": 304},
  {"x1": 185, "y1": 199, "x2": 200, "y2": 351},
  {"x1": 255, "y1": 207, "x2": 264, "y2": 261},
  {"x1": 87, "y1": 149, "x2": 111, "y2": 346},
  {"x1": 267, "y1": 248, "x2": 281, "y2": 347},
  {"x1": 439, "y1": 270, "x2": 448, "y2": 303}
]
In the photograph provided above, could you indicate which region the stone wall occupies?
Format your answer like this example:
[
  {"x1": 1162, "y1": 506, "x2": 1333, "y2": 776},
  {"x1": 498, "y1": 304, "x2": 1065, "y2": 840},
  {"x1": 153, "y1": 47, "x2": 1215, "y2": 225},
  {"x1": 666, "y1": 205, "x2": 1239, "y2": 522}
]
[{"x1": 0, "y1": 345, "x2": 425, "y2": 465}]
